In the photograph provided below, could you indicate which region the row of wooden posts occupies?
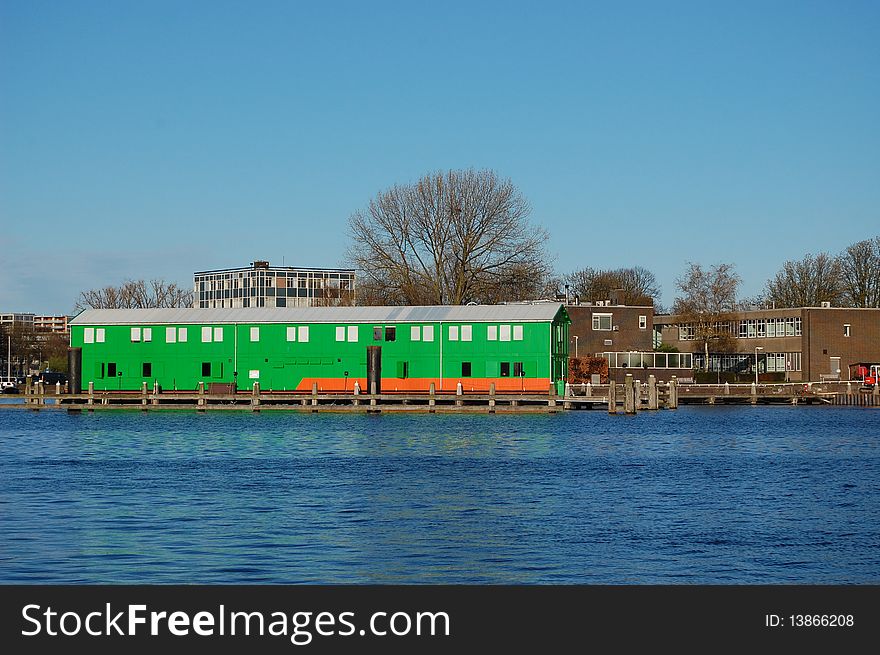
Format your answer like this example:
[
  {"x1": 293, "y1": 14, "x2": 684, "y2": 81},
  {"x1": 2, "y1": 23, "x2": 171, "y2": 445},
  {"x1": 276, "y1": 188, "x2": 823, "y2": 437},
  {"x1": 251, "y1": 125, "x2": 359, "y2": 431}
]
[
  {"x1": 20, "y1": 375, "x2": 680, "y2": 413},
  {"x1": 601, "y1": 374, "x2": 678, "y2": 414},
  {"x1": 29, "y1": 379, "x2": 568, "y2": 411},
  {"x1": 31, "y1": 374, "x2": 879, "y2": 411}
]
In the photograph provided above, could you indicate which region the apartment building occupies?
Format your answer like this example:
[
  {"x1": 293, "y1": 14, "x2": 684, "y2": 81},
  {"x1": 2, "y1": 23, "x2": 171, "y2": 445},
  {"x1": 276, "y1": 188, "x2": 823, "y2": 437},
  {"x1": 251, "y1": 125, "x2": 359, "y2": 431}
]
[{"x1": 654, "y1": 305, "x2": 880, "y2": 382}]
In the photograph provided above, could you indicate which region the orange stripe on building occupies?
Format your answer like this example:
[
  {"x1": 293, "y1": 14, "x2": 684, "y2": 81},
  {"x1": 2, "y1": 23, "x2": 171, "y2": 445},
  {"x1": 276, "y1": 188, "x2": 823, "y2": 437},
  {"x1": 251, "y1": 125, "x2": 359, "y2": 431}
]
[{"x1": 295, "y1": 377, "x2": 553, "y2": 393}]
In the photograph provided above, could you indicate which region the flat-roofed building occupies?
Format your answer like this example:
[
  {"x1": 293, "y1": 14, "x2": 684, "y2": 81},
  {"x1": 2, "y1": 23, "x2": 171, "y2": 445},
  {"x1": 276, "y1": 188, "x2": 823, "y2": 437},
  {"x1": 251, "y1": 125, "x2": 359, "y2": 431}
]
[
  {"x1": 566, "y1": 295, "x2": 693, "y2": 382},
  {"x1": 567, "y1": 301, "x2": 654, "y2": 356},
  {"x1": 194, "y1": 260, "x2": 356, "y2": 309},
  {"x1": 654, "y1": 305, "x2": 880, "y2": 382},
  {"x1": 33, "y1": 315, "x2": 71, "y2": 335},
  {"x1": 0, "y1": 313, "x2": 35, "y2": 327}
]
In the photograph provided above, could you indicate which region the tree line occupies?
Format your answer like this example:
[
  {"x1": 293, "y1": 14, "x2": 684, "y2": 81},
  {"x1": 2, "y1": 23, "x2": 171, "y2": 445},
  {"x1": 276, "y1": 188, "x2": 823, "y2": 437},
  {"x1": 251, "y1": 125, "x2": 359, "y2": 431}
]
[
  {"x1": 0, "y1": 323, "x2": 69, "y2": 376},
  {"x1": 71, "y1": 169, "x2": 878, "y2": 315},
  {"x1": 74, "y1": 279, "x2": 193, "y2": 312},
  {"x1": 346, "y1": 168, "x2": 879, "y2": 312},
  {"x1": 758, "y1": 238, "x2": 880, "y2": 309}
]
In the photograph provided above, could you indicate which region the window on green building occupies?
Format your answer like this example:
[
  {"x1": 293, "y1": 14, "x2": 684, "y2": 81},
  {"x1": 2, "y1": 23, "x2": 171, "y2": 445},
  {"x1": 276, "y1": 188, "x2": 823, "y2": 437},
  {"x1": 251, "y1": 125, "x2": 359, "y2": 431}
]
[
  {"x1": 461, "y1": 362, "x2": 472, "y2": 377},
  {"x1": 143, "y1": 363, "x2": 152, "y2": 377},
  {"x1": 385, "y1": 326, "x2": 396, "y2": 341},
  {"x1": 202, "y1": 362, "x2": 211, "y2": 377},
  {"x1": 500, "y1": 362, "x2": 510, "y2": 377}
]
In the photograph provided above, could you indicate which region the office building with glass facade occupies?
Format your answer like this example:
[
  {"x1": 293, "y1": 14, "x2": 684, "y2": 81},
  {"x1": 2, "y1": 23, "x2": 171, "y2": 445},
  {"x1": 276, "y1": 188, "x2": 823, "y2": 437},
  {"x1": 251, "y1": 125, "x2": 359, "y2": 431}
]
[{"x1": 194, "y1": 261, "x2": 355, "y2": 309}]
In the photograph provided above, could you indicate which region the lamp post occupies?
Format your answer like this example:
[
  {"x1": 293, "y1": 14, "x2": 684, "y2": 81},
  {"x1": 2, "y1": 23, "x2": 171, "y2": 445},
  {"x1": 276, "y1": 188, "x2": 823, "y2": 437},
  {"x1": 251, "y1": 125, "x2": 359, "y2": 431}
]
[
  {"x1": 573, "y1": 335, "x2": 578, "y2": 359},
  {"x1": 754, "y1": 346, "x2": 763, "y2": 386}
]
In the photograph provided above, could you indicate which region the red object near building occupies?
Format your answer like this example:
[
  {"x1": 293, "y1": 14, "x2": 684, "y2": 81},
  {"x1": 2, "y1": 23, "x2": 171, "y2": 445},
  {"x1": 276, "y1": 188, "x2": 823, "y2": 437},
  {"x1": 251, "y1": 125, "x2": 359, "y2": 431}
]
[{"x1": 849, "y1": 363, "x2": 880, "y2": 388}]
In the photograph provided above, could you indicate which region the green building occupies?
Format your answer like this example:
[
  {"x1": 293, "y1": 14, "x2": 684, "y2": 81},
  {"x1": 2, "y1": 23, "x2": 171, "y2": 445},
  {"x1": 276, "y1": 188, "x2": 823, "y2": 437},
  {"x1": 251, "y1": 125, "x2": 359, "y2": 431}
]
[{"x1": 69, "y1": 304, "x2": 570, "y2": 393}]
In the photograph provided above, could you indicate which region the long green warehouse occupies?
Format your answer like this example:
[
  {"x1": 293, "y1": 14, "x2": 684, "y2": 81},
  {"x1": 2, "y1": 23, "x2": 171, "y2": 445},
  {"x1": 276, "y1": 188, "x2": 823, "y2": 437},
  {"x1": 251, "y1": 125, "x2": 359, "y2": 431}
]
[{"x1": 69, "y1": 304, "x2": 571, "y2": 393}]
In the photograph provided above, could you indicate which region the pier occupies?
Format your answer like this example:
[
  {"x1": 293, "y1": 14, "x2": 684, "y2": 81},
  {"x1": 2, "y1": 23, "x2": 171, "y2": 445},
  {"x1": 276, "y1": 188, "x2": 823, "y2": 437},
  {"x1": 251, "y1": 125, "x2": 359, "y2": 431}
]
[{"x1": 4, "y1": 377, "x2": 876, "y2": 413}]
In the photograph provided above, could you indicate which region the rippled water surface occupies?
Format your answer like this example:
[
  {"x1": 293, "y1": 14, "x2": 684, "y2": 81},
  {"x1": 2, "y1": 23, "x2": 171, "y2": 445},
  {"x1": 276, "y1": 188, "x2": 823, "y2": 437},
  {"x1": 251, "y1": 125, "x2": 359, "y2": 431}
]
[{"x1": 1, "y1": 406, "x2": 878, "y2": 583}]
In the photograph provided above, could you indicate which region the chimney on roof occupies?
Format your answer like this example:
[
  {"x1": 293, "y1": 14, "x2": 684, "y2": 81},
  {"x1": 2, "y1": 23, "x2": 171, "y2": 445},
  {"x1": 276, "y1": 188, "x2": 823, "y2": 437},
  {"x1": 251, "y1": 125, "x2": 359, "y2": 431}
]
[{"x1": 610, "y1": 288, "x2": 625, "y2": 306}]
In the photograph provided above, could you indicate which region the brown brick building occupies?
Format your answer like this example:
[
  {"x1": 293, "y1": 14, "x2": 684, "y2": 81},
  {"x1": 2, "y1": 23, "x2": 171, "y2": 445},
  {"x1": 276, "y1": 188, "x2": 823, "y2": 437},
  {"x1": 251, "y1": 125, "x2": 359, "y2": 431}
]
[
  {"x1": 654, "y1": 306, "x2": 880, "y2": 382},
  {"x1": 566, "y1": 302, "x2": 654, "y2": 357},
  {"x1": 565, "y1": 297, "x2": 695, "y2": 382}
]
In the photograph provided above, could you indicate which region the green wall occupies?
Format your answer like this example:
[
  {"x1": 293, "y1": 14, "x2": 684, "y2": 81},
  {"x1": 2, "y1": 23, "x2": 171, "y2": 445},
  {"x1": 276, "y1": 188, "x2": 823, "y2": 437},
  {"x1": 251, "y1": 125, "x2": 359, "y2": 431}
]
[{"x1": 71, "y1": 314, "x2": 568, "y2": 392}]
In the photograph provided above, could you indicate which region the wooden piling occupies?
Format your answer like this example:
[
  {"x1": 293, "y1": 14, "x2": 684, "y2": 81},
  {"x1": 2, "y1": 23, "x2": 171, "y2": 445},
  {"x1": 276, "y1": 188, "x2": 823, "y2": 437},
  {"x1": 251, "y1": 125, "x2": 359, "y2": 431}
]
[
  {"x1": 608, "y1": 380, "x2": 617, "y2": 414},
  {"x1": 624, "y1": 374, "x2": 635, "y2": 414},
  {"x1": 252, "y1": 382, "x2": 261, "y2": 410},
  {"x1": 668, "y1": 376, "x2": 678, "y2": 409},
  {"x1": 489, "y1": 382, "x2": 496, "y2": 412},
  {"x1": 648, "y1": 375, "x2": 658, "y2": 410}
]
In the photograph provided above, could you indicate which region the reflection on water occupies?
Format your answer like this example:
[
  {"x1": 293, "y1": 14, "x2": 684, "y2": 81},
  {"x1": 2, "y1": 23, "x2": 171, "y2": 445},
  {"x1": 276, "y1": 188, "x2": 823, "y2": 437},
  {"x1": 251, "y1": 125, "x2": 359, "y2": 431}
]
[{"x1": 0, "y1": 407, "x2": 878, "y2": 583}]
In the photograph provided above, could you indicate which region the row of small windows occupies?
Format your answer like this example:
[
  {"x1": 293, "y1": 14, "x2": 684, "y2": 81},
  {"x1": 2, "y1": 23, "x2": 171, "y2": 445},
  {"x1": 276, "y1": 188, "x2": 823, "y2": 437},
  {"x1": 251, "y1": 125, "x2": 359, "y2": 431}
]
[
  {"x1": 766, "y1": 352, "x2": 802, "y2": 372},
  {"x1": 332, "y1": 324, "x2": 523, "y2": 343},
  {"x1": 677, "y1": 317, "x2": 803, "y2": 340},
  {"x1": 197, "y1": 274, "x2": 353, "y2": 291},
  {"x1": 86, "y1": 323, "x2": 529, "y2": 345},
  {"x1": 738, "y1": 317, "x2": 802, "y2": 338},
  {"x1": 94, "y1": 362, "x2": 222, "y2": 379},
  {"x1": 248, "y1": 326, "x2": 312, "y2": 343},
  {"x1": 692, "y1": 352, "x2": 802, "y2": 373},
  {"x1": 486, "y1": 325, "x2": 524, "y2": 341},
  {"x1": 460, "y1": 362, "x2": 525, "y2": 377},
  {"x1": 83, "y1": 328, "x2": 105, "y2": 343},
  {"x1": 591, "y1": 314, "x2": 648, "y2": 331},
  {"x1": 410, "y1": 325, "x2": 434, "y2": 341}
]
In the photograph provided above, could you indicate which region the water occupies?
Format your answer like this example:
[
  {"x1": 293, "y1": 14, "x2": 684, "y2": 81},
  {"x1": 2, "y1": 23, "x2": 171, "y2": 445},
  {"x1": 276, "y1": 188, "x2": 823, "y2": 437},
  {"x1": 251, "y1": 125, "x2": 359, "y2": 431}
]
[{"x1": 0, "y1": 407, "x2": 878, "y2": 583}]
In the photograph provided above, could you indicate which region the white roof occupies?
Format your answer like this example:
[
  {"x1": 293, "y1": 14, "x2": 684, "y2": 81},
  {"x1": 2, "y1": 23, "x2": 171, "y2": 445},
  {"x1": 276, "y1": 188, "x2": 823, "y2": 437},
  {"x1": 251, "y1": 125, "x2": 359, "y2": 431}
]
[{"x1": 70, "y1": 304, "x2": 566, "y2": 325}]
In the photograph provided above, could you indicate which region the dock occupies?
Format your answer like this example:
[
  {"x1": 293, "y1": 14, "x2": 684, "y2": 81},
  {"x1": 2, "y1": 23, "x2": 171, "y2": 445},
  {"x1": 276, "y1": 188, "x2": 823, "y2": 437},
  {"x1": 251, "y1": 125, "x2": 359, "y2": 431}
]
[{"x1": 4, "y1": 376, "x2": 877, "y2": 413}]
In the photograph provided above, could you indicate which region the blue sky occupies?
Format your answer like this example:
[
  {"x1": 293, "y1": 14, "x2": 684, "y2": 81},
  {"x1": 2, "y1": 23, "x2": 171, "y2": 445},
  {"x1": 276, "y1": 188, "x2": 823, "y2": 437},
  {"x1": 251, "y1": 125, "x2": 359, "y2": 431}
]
[{"x1": 2, "y1": 0, "x2": 878, "y2": 314}]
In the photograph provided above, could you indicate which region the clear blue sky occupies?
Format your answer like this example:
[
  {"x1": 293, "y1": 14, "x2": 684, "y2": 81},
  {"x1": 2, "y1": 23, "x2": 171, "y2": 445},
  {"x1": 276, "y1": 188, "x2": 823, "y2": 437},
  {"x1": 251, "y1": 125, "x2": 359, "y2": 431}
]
[{"x1": 2, "y1": 0, "x2": 878, "y2": 314}]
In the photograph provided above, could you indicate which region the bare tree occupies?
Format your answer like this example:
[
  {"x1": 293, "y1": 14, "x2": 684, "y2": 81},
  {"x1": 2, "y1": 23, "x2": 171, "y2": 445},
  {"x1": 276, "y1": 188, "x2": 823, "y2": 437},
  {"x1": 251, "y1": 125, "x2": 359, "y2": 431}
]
[
  {"x1": 763, "y1": 252, "x2": 843, "y2": 308},
  {"x1": 838, "y1": 237, "x2": 880, "y2": 308},
  {"x1": 673, "y1": 262, "x2": 741, "y2": 371},
  {"x1": 310, "y1": 281, "x2": 357, "y2": 307},
  {"x1": 347, "y1": 169, "x2": 550, "y2": 305},
  {"x1": 75, "y1": 279, "x2": 193, "y2": 312},
  {"x1": 563, "y1": 266, "x2": 661, "y2": 308}
]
